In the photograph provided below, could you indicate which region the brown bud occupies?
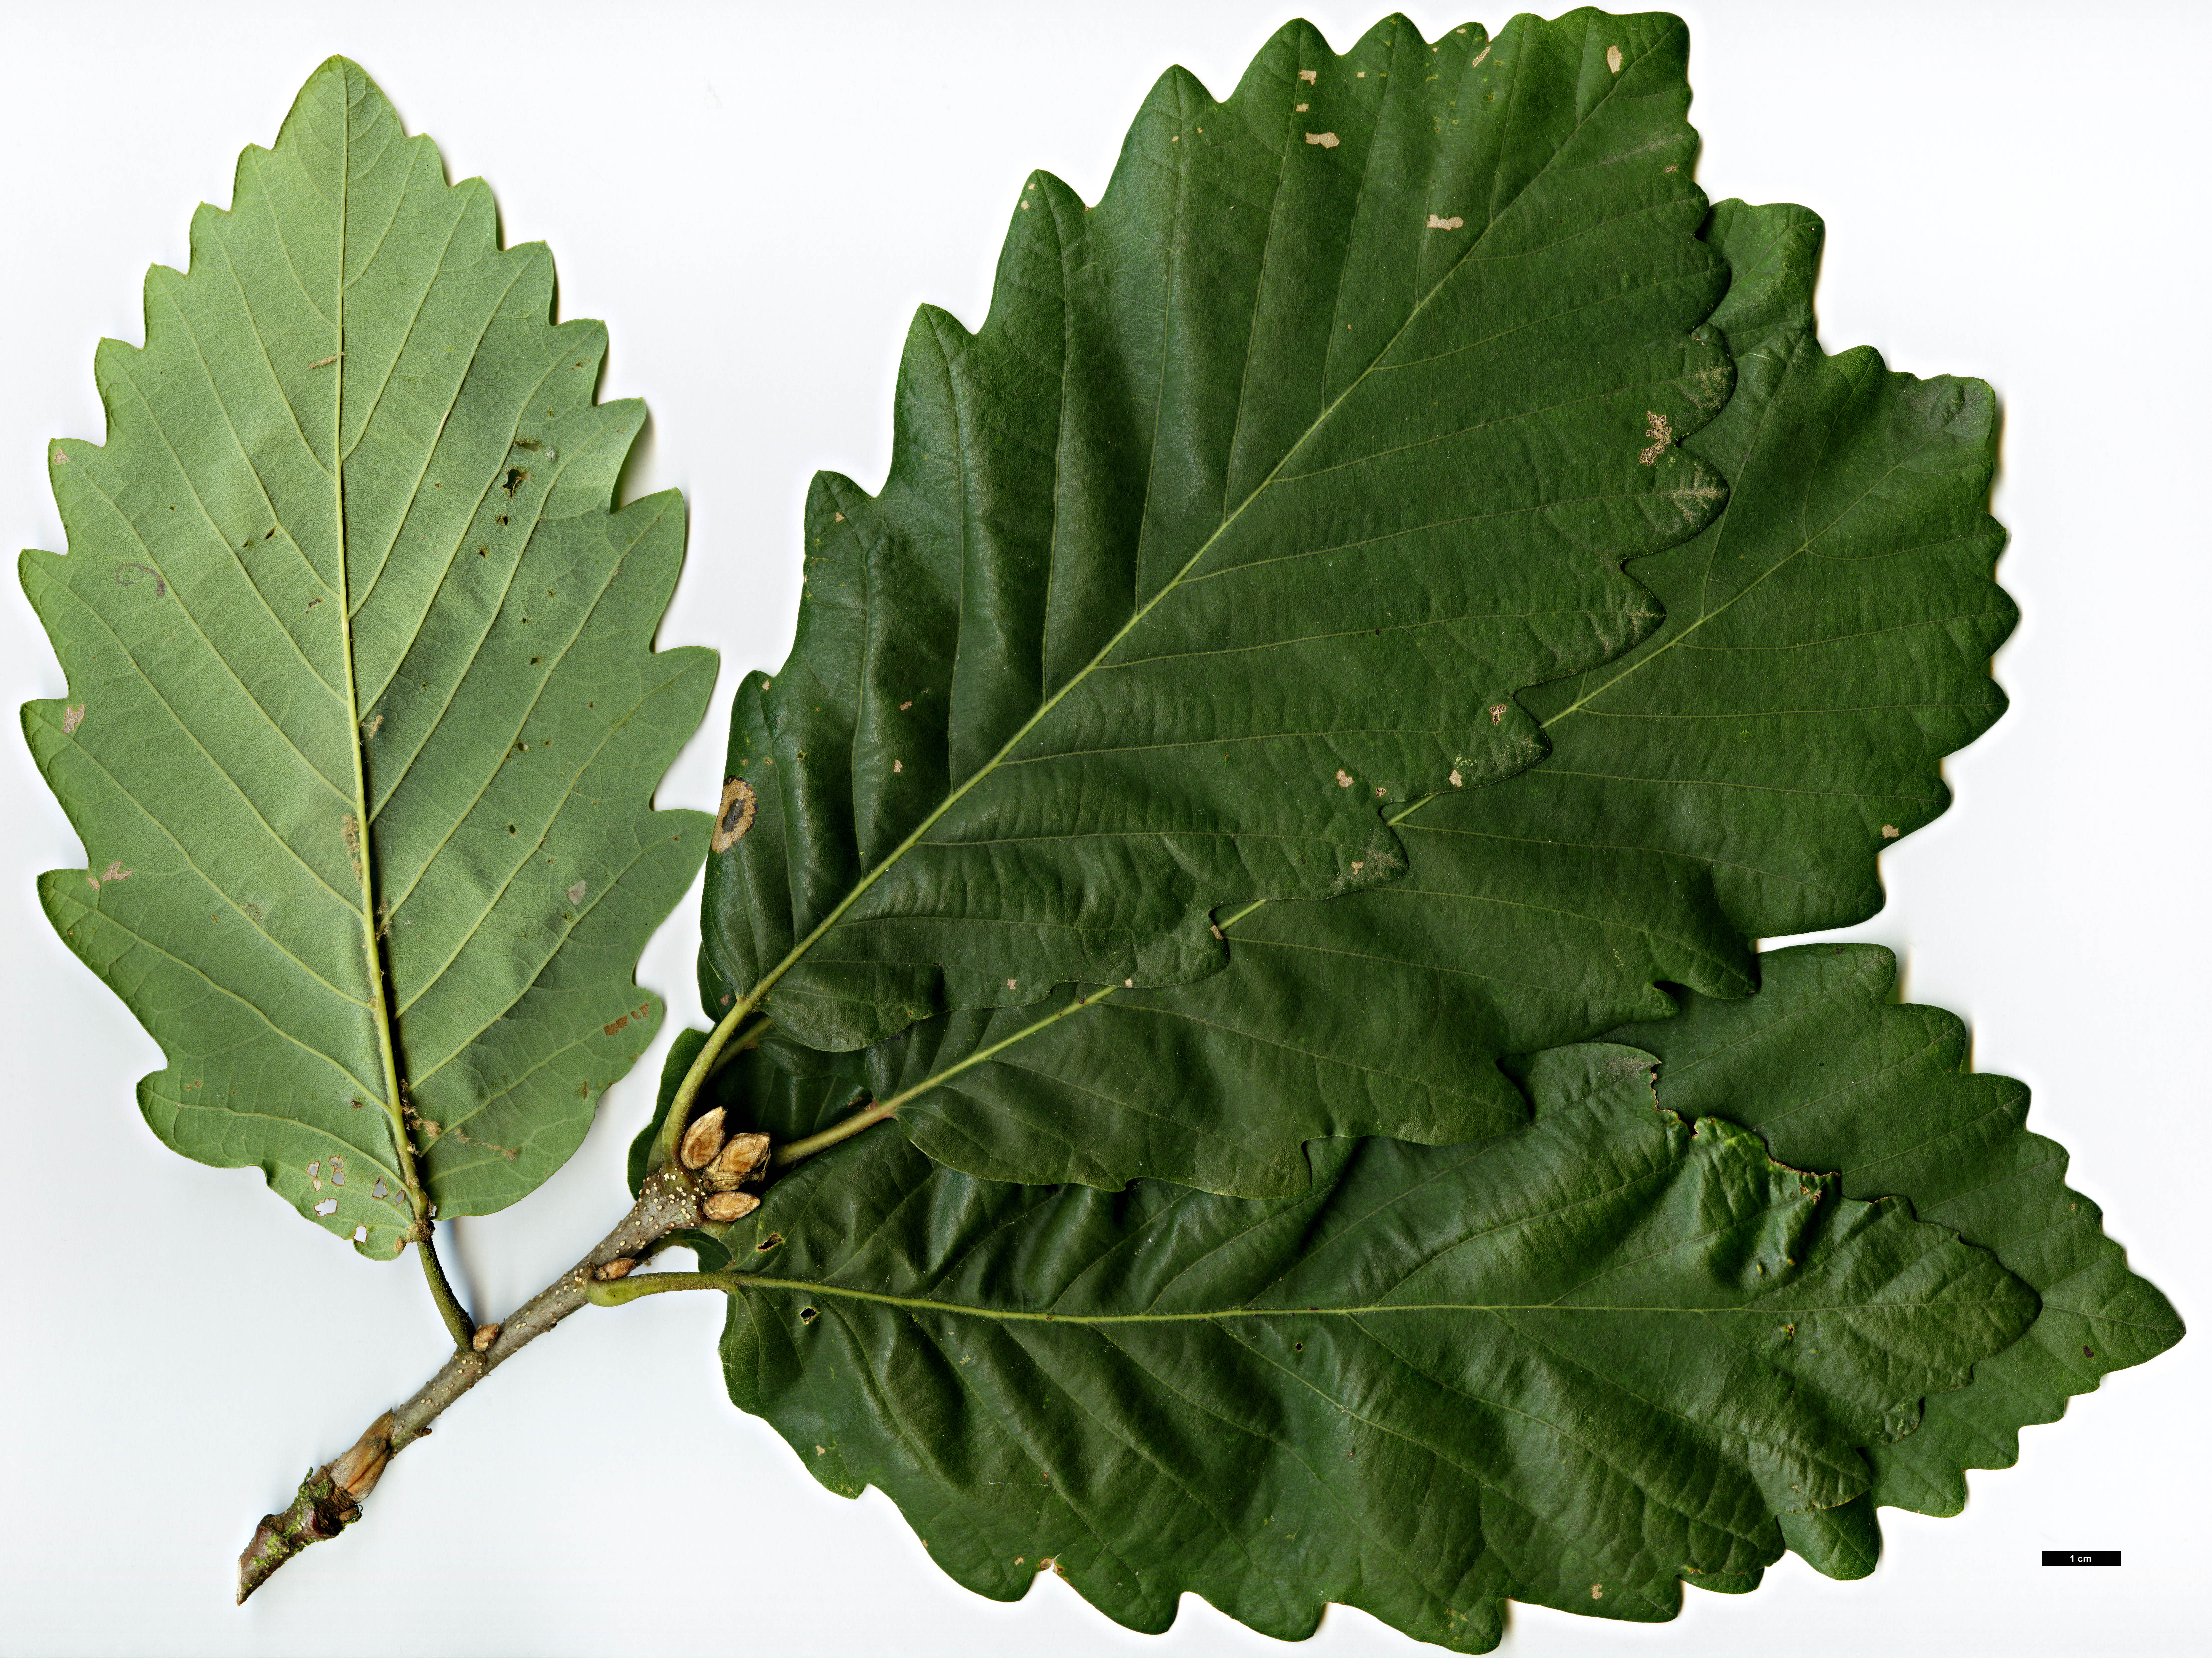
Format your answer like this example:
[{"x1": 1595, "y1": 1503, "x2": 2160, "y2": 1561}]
[
  {"x1": 702, "y1": 1190, "x2": 760, "y2": 1224},
  {"x1": 702, "y1": 1131, "x2": 771, "y2": 1191},
  {"x1": 678, "y1": 1106, "x2": 727, "y2": 1170},
  {"x1": 592, "y1": 1257, "x2": 637, "y2": 1282},
  {"x1": 470, "y1": 1323, "x2": 501, "y2": 1353},
  {"x1": 326, "y1": 1412, "x2": 395, "y2": 1501}
]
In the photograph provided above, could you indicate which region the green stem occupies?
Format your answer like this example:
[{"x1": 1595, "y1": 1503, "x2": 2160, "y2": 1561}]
[
  {"x1": 412, "y1": 1224, "x2": 475, "y2": 1349},
  {"x1": 587, "y1": 1269, "x2": 738, "y2": 1307},
  {"x1": 732, "y1": 795, "x2": 1458, "y2": 1180},
  {"x1": 768, "y1": 985, "x2": 1123, "y2": 1171},
  {"x1": 651, "y1": 1012, "x2": 771, "y2": 1173}
]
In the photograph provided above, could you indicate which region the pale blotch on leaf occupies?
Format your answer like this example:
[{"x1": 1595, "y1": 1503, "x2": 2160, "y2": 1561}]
[
  {"x1": 1606, "y1": 43, "x2": 1623, "y2": 72},
  {"x1": 712, "y1": 777, "x2": 758, "y2": 853},
  {"x1": 1335, "y1": 769, "x2": 1354, "y2": 788},
  {"x1": 1425, "y1": 214, "x2": 1464, "y2": 230},
  {"x1": 1304, "y1": 132, "x2": 1340, "y2": 148},
  {"x1": 567, "y1": 880, "x2": 588, "y2": 905},
  {"x1": 61, "y1": 703, "x2": 85, "y2": 734},
  {"x1": 1881, "y1": 824, "x2": 1901, "y2": 838}
]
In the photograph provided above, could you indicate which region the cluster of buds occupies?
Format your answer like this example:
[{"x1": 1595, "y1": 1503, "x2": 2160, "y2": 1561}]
[{"x1": 678, "y1": 1105, "x2": 771, "y2": 1223}]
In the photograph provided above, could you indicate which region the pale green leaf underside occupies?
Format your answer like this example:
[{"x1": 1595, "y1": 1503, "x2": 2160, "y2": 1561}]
[
  {"x1": 24, "y1": 59, "x2": 714, "y2": 1251},
  {"x1": 704, "y1": 9, "x2": 1732, "y2": 1054},
  {"x1": 714, "y1": 1042, "x2": 2033, "y2": 1653},
  {"x1": 759, "y1": 196, "x2": 2012, "y2": 1197}
]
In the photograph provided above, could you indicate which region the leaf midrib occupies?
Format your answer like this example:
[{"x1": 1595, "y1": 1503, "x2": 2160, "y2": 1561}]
[
  {"x1": 727, "y1": 1273, "x2": 2017, "y2": 1326},
  {"x1": 730, "y1": 37, "x2": 1650, "y2": 1026},
  {"x1": 326, "y1": 101, "x2": 412, "y2": 1189}
]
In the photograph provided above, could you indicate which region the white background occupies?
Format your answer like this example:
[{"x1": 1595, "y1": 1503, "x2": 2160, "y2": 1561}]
[{"x1": 1, "y1": 2, "x2": 2204, "y2": 1654}]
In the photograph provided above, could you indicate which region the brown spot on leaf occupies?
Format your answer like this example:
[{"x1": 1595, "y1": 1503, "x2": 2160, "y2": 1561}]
[
  {"x1": 1638, "y1": 410, "x2": 1673, "y2": 465},
  {"x1": 1489, "y1": 704, "x2": 1508, "y2": 726},
  {"x1": 1335, "y1": 769, "x2": 1354, "y2": 788},
  {"x1": 604, "y1": 1015, "x2": 630, "y2": 1037},
  {"x1": 342, "y1": 814, "x2": 363, "y2": 884},
  {"x1": 713, "y1": 777, "x2": 758, "y2": 853},
  {"x1": 61, "y1": 703, "x2": 85, "y2": 735}
]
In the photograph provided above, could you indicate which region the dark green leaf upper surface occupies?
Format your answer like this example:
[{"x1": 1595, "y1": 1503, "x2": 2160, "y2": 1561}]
[
  {"x1": 1608, "y1": 945, "x2": 2184, "y2": 1528},
  {"x1": 799, "y1": 198, "x2": 2014, "y2": 1196},
  {"x1": 715, "y1": 1044, "x2": 2033, "y2": 1653},
  {"x1": 23, "y1": 60, "x2": 714, "y2": 1250},
  {"x1": 703, "y1": 10, "x2": 1732, "y2": 1052}
]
